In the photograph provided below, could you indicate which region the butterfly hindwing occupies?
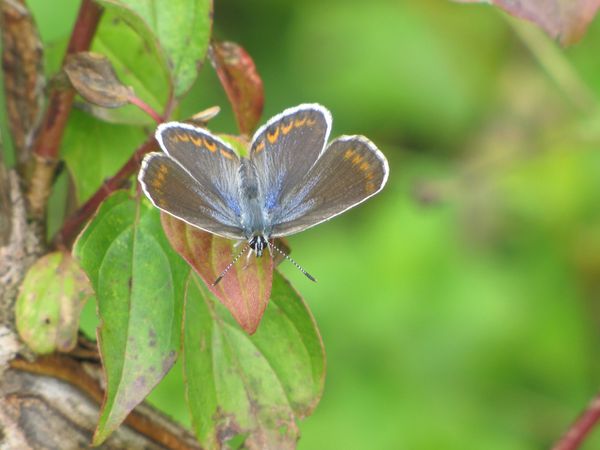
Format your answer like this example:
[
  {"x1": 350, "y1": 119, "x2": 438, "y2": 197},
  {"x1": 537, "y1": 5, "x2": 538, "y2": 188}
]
[{"x1": 269, "y1": 135, "x2": 388, "y2": 237}]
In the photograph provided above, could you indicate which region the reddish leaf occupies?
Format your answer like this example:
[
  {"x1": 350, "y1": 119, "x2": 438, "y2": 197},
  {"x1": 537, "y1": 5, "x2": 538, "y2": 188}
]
[
  {"x1": 210, "y1": 41, "x2": 264, "y2": 135},
  {"x1": 64, "y1": 52, "x2": 134, "y2": 108},
  {"x1": 456, "y1": 0, "x2": 600, "y2": 45},
  {"x1": 161, "y1": 213, "x2": 273, "y2": 334}
]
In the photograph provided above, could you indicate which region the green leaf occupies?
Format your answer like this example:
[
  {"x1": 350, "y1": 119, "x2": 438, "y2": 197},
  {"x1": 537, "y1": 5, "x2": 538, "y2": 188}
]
[
  {"x1": 96, "y1": 0, "x2": 213, "y2": 97},
  {"x1": 61, "y1": 109, "x2": 146, "y2": 203},
  {"x1": 161, "y1": 213, "x2": 272, "y2": 334},
  {"x1": 86, "y1": 8, "x2": 170, "y2": 125},
  {"x1": 73, "y1": 191, "x2": 189, "y2": 445},
  {"x1": 183, "y1": 272, "x2": 325, "y2": 449},
  {"x1": 16, "y1": 251, "x2": 93, "y2": 354}
]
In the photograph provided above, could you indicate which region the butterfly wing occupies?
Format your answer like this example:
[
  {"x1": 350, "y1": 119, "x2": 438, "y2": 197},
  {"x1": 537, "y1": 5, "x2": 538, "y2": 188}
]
[
  {"x1": 138, "y1": 123, "x2": 245, "y2": 239},
  {"x1": 249, "y1": 104, "x2": 332, "y2": 215},
  {"x1": 269, "y1": 135, "x2": 389, "y2": 237}
]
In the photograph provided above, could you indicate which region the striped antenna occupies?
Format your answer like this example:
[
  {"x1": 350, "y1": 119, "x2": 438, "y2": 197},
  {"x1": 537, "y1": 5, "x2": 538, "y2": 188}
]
[
  {"x1": 268, "y1": 241, "x2": 316, "y2": 282},
  {"x1": 213, "y1": 244, "x2": 250, "y2": 286}
]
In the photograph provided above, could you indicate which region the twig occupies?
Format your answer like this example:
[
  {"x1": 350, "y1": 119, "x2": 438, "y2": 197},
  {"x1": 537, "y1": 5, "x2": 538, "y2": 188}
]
[
  {"x1": 128, "y1": 94, "x2": 164, "y2": 123},
  {"x1": 552, "y1": 392, "x2": 600, "y2": 450},
  {"x1": 10, "y1": 354, "x2": 202, "y2": 450},
  {"x1": 53, "y1": 135, "x2": 157, "y2": 249},
  {"x1": 26, "y1": 0, "x2": 102, "y2": 221}
]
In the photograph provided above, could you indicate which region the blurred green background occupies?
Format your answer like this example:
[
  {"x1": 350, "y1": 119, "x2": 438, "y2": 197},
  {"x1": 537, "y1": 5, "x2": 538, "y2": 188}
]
[{"x1": 20, "y1": 0, "x2": 600, "y2": 448}]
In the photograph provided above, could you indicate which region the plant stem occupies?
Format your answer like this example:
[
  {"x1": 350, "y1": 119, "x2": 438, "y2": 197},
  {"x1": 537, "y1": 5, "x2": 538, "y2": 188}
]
[
  {"x1": 128, "y1": 95, "x2": 163, "y2": 123},
  {"x1": 26, "y1": 0, "x2": 102, "y2": 221},
  {"x1": 53, "y1": 135, "x2": 157, "y2": 249},
  {"x1": 553, "y1": 392, "x2": 600, "y2": 450},
  {"x1": 10, "y1": 354, "x2": 202, "y2": 449}
]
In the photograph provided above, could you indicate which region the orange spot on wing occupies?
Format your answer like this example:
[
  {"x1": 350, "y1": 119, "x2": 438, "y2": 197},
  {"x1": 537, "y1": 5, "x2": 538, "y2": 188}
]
[
  {"x1": 175, "y1": 133, "x2": 190, "y2": 142},
  {"x1": 151, "y1": 164, "x2": 168, "y2": 188},
  {"x1": 365, "y1": 181, "x2": 376, "y2": 194},
  {"x1": 151, "y1": 178, "x2": 163, "y2": 189},
  {"x1": 203, "y1": 137, "x2": 217, "y2": 152},
  {"x1": 360, "y1": 161, "x2": 371, "y2": 172},
  {"x1": 190, "y1": 136, "x2": 203, "y2": 147},
  {"x1": 281, "y1": 121, "x2": 294, "y2": 135},
  {"x1": 294, "y1": 116, "x2": 307, "y2": 127},
  {"x1": 306, "y1": 117, "x2": 317, "y2": 126},
  {"x1": 267, "y1": 127, "x2": 280, "y2": 144},
  {"x1": 255, "y1": 140, "x2": 265, "y2": 153},
  {"x1": 344, "y1": 149, "x2": 355, "y2": 160},
  {"x1": 220, "y1": 149, "x2": 234, "y2": 160},
  {"x1": 352, "y1": 154, "x2": 364, "y2": 165}
]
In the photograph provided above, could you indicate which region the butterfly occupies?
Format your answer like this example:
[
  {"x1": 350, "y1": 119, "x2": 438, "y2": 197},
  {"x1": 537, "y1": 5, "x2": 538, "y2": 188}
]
[{"x1": 138, "y1": 104, "x2": 389, "y2": 283}]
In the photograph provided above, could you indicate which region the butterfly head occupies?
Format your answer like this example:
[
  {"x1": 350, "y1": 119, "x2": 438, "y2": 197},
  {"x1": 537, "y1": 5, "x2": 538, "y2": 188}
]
[{"x1": 249, "y1": 235, "x2": 268, "y2": 257}]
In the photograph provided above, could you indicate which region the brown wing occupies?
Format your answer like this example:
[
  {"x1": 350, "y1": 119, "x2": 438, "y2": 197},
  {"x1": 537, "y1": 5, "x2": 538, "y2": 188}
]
[
  {"x1": 249, "y1": 104, "x2": 331, "y2": 215},
  {"x1": 269, "y1": 135, "x2": 388, "y2": 237}
]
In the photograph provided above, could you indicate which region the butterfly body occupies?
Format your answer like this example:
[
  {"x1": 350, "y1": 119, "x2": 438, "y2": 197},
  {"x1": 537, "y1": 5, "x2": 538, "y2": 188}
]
[
  {"x1": 139, "y1": 103, "x2": 389, "y2": 276},
  {"x1": 237, "y1": 158, "x2": 271, "y2": 251}
]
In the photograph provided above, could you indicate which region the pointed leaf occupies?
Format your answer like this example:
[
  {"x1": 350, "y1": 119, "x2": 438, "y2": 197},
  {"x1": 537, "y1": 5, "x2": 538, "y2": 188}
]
[
  {"x1": 73, "y1": 191, "x2": 189, "y2": 445},
  {"x1": 183, "y1": 272, "x2": 325, "y2": 449},
  {"x1": 456, "y1": 0, "x2": 600, "y2": 45},
  {"x1": 64, "y1": 52, "x2": 134, "y2": 108},
  {"x1": 161, "y1": 213, "x2": 272, "y2": 334},
  {"x1": 210, "y1": 41, "x2": 265, "y2": 135},
  {"x1": 61, "y1": 109, "x2": 146, "y2": 203},
  {"x1": 16, "y1": 251, "x2": 93, "y2": 354},
  {"x1": 96, "y1": 0, "x2": 213, "y2": 97}
]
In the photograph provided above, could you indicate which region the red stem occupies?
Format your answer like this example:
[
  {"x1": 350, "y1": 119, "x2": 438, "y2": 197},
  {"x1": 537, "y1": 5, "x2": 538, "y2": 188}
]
[
  {"x1": 128, "y1": 95, "x2": 163, "y2": 124},
  {"x1": 553, "y1": 392, "x2": 600, "y2": 450},
  {"x1": 33, "y1": 0, "x2": 102, "y2": 159},
  {"x1": 53, "y1": 135, "x2": 157, "y2": 248}
]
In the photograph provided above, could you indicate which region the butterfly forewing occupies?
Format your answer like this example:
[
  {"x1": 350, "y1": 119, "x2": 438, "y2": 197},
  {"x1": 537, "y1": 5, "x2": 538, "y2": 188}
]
[
  {"x1": 250, "y1": 104, "x2": 331, "y2": 216},
  {"x1": 157, "y1": 123, "x2": 241, "y2": 219},
  {"x1": 269, "y1": 135, "x2": 388, "y2": 237}
]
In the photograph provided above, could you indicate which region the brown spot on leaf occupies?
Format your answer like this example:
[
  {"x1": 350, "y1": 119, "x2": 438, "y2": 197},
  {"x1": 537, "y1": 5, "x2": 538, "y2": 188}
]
[
  {"x1": 214, "y1": 407, "x2": 245, "y2": 444},
  {"x1": 148, "y1": 328, "x2": 156, "y2": 347}
]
